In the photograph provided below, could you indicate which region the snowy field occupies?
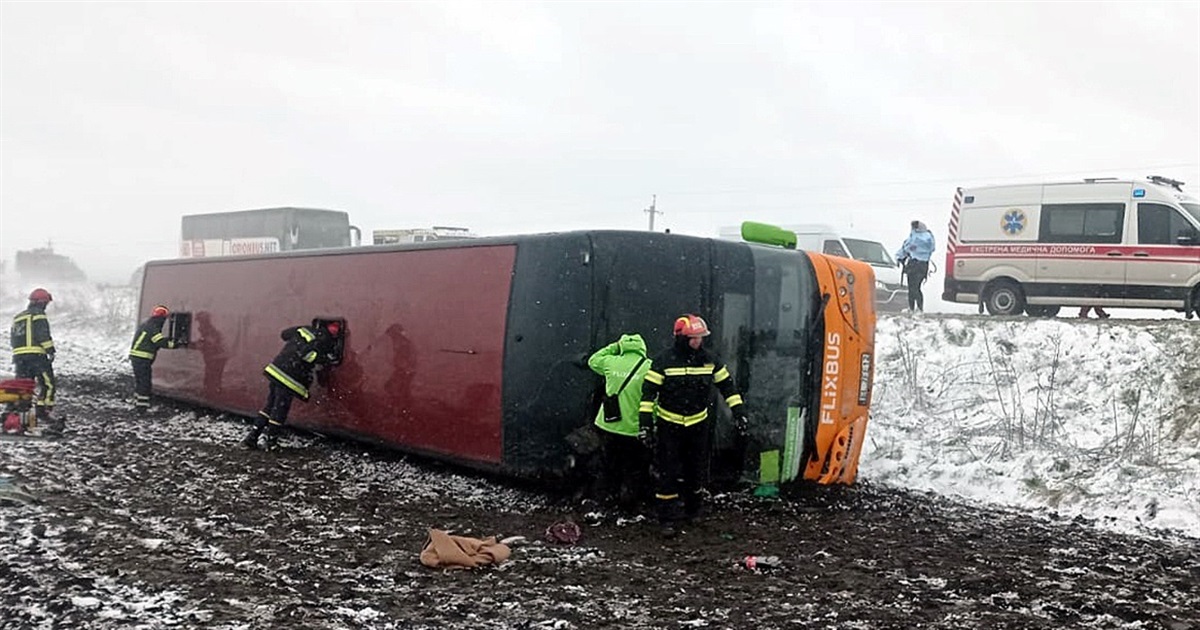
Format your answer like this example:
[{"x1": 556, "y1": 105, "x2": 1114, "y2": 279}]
[
  {"x1": 865, "y1": 312, "x2": 1200, "y2": 539},
  {"x1": 3, "y1": 282, "x2": 1198, "y2": 539},
  {"x1": 1, "y1": 282, "x2": 1198, "y2": 629}
]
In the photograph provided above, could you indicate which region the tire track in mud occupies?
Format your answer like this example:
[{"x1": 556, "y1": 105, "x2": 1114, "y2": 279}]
[{"x1": 2, "y1": 373, "x2": 1198, "y2": 629}]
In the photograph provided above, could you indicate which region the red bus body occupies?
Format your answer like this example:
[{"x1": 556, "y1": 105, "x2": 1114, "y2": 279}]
[{"x1": 141, "y1": 230, "x2": 876, "y2": 484}]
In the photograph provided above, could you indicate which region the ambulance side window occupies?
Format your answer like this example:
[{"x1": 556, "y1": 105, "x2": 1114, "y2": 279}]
[
  {"x1": 1039, "y1": 203, "x2": 1125, "y2": 244},
  {"x1": 1138, "y1": 203, "x2": 1197, "y2": 245}
]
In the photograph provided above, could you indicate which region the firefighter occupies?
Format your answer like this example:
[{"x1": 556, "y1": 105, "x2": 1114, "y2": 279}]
[
  {"x1": 639, "y1": 314, "x2": 748, "y2": 538},
  {"x1": 241, "y1": 320, "x2": 341, "y2": 450},
  {"x1": 128, "y1": 305, "x2": 182, "y2": 414},
  {"x1": 10, "y1": 288, "x2": 59, "y2": 433},
  {"x1": 586, "y1": 333, "x2": 652, "y2": 511}
]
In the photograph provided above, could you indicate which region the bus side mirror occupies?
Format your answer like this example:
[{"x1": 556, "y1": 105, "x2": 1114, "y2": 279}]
[{"x1": 167, "y1": 312, "x2": 192, "y2": 347}]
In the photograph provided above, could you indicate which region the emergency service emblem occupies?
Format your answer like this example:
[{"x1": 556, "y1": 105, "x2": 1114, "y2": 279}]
[{"x1": 1001, "y1": 209, "x2": 1026, "y2": 236}]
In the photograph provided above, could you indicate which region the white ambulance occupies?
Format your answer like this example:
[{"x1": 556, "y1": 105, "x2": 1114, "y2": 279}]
[{"x1": 942, "y1": 176, "x2": 1200, "y2": 317}]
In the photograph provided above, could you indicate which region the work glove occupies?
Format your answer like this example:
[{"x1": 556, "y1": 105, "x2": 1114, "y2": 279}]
[
  {"x1": 638, "y1": 413, "x2": 654, "y2": 448},
  {"x1": 734, "y1": 408, "x2": 750, "y2": 437}
]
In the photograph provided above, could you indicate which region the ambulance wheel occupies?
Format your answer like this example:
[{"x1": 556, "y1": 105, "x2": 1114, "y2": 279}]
[{"x1": 984, "y1": 280, "x2": 1025, "y2": 316}]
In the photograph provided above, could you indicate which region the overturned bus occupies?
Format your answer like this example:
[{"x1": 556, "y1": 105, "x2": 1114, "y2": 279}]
[{"x1": 139, "y1": 229, "x2": 876, "y2": 486}]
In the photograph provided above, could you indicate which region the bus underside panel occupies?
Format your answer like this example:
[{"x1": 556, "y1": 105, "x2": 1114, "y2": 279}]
[{"x1": 144, "y1": 246, "x2": 515, "y2": 466}]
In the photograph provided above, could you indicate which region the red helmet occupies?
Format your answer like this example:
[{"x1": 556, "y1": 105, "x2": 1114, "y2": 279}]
[
  {"x1": 673, "y1": 314, "x2": 711, "y2": 338},
  {"x1": 151, "y1": 305, "x2": 169, "y2": 318},
  {"x1": 29, "y1": 288, "x2": 52, "y2": 303},
  {"x1": 326, "y1": 321, "x2": 341, "y2": 336}
]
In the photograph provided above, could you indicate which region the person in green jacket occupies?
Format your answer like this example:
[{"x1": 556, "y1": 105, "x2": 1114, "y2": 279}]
[{"x1": 587, "y1": 333, "x2": 652, "y2": 511}]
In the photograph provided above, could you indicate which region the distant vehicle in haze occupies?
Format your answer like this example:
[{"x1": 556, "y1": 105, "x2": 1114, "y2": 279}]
[
  {"x1": 721, "y1": 224, "x2": 906, "y2": 312},
  {"x1": 180, "y1": 207, "x2": 362, "y2": 258},
  {"x1": 372, "y1": 226, "x2": 477, "y2": 245},
  {"x1": 15, "y1": 243, "x2": 87, "y2": 283},
  {"x1": 944, "y1": 176, "x2": 1200, "y2": 318}
]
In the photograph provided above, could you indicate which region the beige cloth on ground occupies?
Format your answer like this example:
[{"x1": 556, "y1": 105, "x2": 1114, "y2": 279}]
[{"x1": 420, "y1": 528, "x2": 512, "y2": 570}]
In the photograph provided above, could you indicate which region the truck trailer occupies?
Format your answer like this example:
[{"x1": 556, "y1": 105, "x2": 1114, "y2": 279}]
[{"x1": 139, "y1": 229, "x2": 876, "y2": 486}]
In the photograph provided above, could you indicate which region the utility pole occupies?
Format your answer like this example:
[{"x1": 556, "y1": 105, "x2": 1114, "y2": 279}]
[{"x1": 645, "y1": 195, "x2": 660, "y2": 231}]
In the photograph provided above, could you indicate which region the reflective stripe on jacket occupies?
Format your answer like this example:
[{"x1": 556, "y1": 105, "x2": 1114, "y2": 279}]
[
  {"x1": 10, "y1": 308, "x2": 54, "y2": 356},
  {"x1": 129, "y1": 316, "x2": 175, "y2": 360},
  {"x1": 263, "y1": 325, "x2": 338, "y2": 400},
  {"x1": 639, "y1": 340, "x2": 744, "y2": 427}
]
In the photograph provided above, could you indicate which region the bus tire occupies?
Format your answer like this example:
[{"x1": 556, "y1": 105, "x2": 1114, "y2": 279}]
[
  {"x1": 1188, "y1": 285, "x2": 1199, "y2": 320},
  {"x1": 984, "y1": 280, "x2": 1025, "y2": 316}
]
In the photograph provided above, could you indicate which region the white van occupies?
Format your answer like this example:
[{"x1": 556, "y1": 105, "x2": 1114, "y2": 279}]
[
  {"x1": 943, "y1": 176, "x2": 1200, "y2": 317},
  {"x1": 720, "y1": 224, "x2": 907, "y2": 311}
]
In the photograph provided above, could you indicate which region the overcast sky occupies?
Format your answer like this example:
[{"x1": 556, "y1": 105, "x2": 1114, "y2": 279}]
[{"x1": 1, "y1": 1, "x2": 1197, "y2": 286}]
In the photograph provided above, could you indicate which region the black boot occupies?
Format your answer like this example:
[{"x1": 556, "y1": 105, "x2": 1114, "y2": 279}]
[
  {"x1": 41, "y1": 411, "x2": 64, "y2": 437},
  {"x1": 262, "y1": 423, "x2": 281, "y2": 451},
  {"x1": 241, "y1": 427, "x2": 262, "y2": 449}
]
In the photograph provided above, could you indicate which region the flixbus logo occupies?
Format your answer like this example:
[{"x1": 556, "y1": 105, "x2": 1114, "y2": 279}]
[{"x1": 821, "y1": 332, "x2": 841, "y2": 424}]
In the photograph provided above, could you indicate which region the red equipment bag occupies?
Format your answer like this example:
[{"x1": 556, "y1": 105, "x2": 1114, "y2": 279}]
[
  {"x1": 2, "y1": 413, "x2": 22, "y2": 434},
  {"x1": 0, "y1": 379, "x2": 36, "y2": 407},
  {"x1": 0, "y1": 378, "x2": 37, "y2": 397}
]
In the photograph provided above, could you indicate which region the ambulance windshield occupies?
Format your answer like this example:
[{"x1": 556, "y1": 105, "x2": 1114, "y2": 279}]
[{"x1": 1181, "y1": 203, "x2": 1200, "y2": 225}]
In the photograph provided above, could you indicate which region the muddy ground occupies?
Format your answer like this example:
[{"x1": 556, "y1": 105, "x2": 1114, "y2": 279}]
[{"x1": 1, "y1": 373, "x2": 1198, "y2": 630}]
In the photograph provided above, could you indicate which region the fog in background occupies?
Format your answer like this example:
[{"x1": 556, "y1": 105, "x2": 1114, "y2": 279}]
[{"x1": 2, "y1": 1, "x2": 1197, "y2": 304}]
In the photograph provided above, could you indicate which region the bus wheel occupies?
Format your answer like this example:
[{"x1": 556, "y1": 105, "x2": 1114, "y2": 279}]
[
  {"x1": 1189, "y1": 285, "x2": 1199, "y2": 320},
  {"x1": 985, "y1": 280, "x2": 1025, "y2": 316}
]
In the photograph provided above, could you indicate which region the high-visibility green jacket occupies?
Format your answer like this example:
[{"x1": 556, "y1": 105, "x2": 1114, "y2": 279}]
[{"x1": 588, "y1": 333, "x2": 650, "y2": 437}]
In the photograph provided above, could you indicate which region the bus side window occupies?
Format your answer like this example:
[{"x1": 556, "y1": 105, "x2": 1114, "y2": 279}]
[
  {"x1": 312, "y1": 317, "x2": 346, "y2": 365},
  {"x1": 167, "y1": 312, "x2": 192, "y2": 347},
  {"x1": 823, "y1": 240, "x2": 848, "y2": 257}
]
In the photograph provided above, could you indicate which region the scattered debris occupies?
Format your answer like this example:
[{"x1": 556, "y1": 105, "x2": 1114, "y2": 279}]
[
  {"x1": 544, "y1": 520, "x2": 582, "y2": 545},
  {"x1": 0, "y1": 476, "x2": 37, "y2": 506},
  {"x1": 419, "y1": 528, "x2": 511, "y2": 570}
]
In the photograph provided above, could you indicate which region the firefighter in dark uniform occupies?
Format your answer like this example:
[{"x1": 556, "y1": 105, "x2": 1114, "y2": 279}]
[
  {"x1": 10, "y1": 288, "x2": 59, "y2": 432},
  {"x1": 128, "y1": 305, "x2": 181, "y2": 414},
  {"x1": 241, "y1": 321, "x2": 341, "y2": 450},
  {"x1": 639, "y1": 314, "x2": 748, "y2": 538}
]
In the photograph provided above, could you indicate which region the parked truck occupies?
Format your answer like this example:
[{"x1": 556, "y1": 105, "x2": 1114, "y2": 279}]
[{"x1": 140, "y1": 228, "x2": 876, "y2": 486}]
